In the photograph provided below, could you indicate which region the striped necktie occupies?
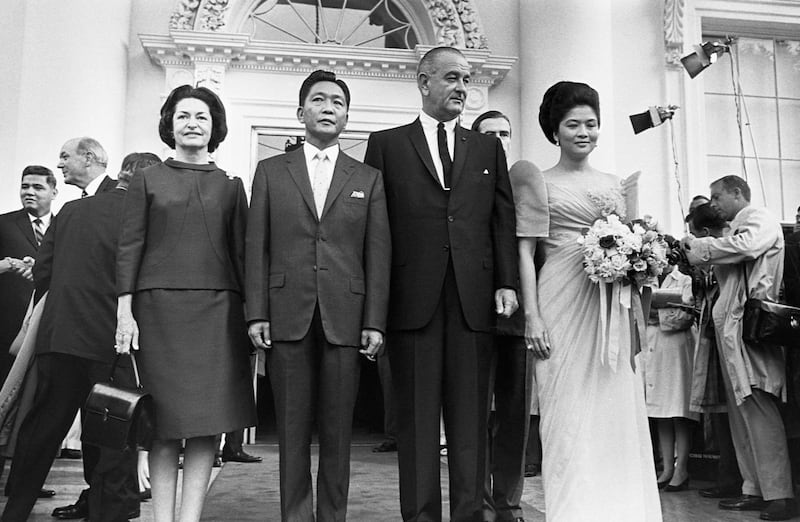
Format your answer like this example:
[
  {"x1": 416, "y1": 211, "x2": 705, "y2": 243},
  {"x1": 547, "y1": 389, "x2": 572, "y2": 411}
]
[{"x1": 33, "y1": 218, "x2": 44, "y2": 246}]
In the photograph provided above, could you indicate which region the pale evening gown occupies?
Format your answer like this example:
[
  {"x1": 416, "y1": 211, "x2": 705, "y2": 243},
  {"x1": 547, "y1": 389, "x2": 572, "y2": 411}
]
[{"x1": 524, "y1": 171, "x2": 662, "y2": 521}]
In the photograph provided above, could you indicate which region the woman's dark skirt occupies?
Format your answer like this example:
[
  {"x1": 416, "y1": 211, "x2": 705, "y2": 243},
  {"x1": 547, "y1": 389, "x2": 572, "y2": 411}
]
[{"x1": 134, "y1": 289, "x2": 256, "y2": 440}]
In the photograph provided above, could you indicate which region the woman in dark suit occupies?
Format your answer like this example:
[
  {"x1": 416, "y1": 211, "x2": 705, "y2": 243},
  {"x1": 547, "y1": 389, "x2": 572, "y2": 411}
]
[{"x1": 115, "y1": 85, "x2": 256, "y2": 521}]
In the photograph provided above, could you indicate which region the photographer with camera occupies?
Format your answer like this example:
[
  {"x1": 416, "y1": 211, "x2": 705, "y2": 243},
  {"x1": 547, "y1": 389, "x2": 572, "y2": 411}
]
[
  {"x1": 681, "y1": 175, "x2": 795, "y2": 520},
  {"x1": 684, "y1": 203, "x2": 744, "y2": 500}
]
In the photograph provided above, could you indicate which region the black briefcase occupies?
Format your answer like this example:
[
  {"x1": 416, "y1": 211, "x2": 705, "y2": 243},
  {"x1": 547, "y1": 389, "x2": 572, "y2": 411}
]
[
  {"x1": 742, "y1": 298, "x2": 800, "y2": 349},
  {"x1": 82, "y1": 352, "x2": 154, "y2": 451}
]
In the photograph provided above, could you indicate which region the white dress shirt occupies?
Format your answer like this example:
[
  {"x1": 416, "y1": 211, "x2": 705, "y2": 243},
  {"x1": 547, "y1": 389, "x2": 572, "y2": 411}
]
[
  {"x1": 83, "y1": 174, "x2": 108, "y2": 197},
  {"x1": 419, "y1": 110, "x2": 456, "y2": 189},
  {"x1": 27, "y1": 212, "x2": 52, "y2": 232},
  {"x1": 303, "y1": 142, "x2": 339, "y2": 217}
]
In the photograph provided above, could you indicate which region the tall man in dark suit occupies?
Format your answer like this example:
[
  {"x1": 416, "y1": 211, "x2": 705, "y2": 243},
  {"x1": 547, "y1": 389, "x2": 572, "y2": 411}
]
[
  {"x1": 364, "y1": 47, "x2": 519, "y2": 522},
  {"x1": 2, "y1": 139, "x2": 141, "y2": 522},
  {"x1": 246, "y1": 70, "x2": 390, "y2": 521},
  {"x1": 0, "y1": 166, "x2": 57, "y2": 383}
]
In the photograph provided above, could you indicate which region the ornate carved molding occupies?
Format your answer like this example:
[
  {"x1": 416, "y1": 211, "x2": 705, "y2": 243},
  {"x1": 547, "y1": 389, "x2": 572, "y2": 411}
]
[
  {"x1": 664, "y1": 0, "x2": 685, "y2": 67},
  {"x1": 140, "y1": 31, "x2": 514, "y2": 85},
  {"x1": 168, "y1": 0, "x2": 489, "y2": 49}
]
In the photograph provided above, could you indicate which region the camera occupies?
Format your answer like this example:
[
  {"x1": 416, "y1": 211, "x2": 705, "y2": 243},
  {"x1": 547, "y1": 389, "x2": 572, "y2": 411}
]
[{"x1": 664, "y1": 235, "x2": 688, "y2": 266}]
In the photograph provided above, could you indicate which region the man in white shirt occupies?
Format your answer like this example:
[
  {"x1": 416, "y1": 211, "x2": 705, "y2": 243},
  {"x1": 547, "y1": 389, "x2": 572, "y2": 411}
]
[
  {"x1": 0, "y1": 166, "x2": 57, "y2": 382},
  {"x1": 246, "y1": 70, "x2": 390, "y2": 521}
]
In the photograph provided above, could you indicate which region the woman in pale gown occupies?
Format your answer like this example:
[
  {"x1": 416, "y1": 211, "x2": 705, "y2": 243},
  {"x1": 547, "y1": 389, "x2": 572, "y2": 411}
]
[{"x1": 517, "y1": 81, "x2": 662, "y2": 520}]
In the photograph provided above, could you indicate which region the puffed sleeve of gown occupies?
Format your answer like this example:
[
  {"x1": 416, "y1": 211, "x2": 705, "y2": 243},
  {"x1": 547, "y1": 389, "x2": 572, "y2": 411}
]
[{"x1": 509, "y1": 160, "x2": 549, "y2": 238}]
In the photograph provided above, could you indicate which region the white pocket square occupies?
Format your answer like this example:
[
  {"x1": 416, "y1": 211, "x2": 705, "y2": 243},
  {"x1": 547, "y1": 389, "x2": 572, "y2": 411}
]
[
  {"x1": 482, "y1": 169, "x2": 490, "y2": 175},
  {"x1": 350, "y1": 190, "x2": 365, "y2": 199}
]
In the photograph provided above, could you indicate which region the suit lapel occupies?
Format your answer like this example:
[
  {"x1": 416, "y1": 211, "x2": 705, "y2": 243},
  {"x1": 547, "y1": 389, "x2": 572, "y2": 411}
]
[
  {"x1": 14, "y1": 211, "x2": 37, "y2": 249},
  {"x1": 286, "y1": 148, "x2": 319, "y2": 220},
  {"x1": 408, "y1": 119, "x2": 440, "y2": 186},
  {"x1": 321, "y1": 153, "x2": 354, "y2": 220},
  {"x1": 97, "y1": 175, "x2": 115, "y2": 193},
  {"x1": 451, "y1": 126, "x2": 469, "y2": 190}
]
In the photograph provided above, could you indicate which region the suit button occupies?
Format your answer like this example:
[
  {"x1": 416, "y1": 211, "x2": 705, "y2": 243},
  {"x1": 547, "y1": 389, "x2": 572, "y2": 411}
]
[
  {"x1": 447, "y1": 216, "x2": 454, "y2": 222},
  {"x1": 313, "y1": 265, "x2": 318, "y2": 271},
  {"x1": 444, "y1": 244, "x2": 450, "y2": 251}
]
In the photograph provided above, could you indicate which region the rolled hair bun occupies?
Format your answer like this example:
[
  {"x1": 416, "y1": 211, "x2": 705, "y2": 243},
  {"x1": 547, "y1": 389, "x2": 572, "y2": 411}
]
[{"x1": 538, "y1": 81, "x2": 600, "y2": 145}]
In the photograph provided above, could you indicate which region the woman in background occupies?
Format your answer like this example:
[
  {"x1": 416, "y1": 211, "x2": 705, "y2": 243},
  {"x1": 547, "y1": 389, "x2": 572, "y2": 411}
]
[
  {"x1": 115, "y1": 85, "x2": 256, "y2": 521},
  {"x1": 640, "y1": 261, "x2": 699, "y2": 491}
]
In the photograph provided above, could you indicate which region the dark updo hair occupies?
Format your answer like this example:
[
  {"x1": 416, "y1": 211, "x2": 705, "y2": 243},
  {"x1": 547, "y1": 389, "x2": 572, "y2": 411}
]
[
  {"x1": 158, "y1": 85, "x2": 228, "y2": 153},
  {"x1": 538, "y1": 81, "x2": 600, "y2": 144}
]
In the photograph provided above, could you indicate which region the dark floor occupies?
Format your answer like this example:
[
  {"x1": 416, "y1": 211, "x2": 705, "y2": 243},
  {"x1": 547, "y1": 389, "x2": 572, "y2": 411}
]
[{"x1": 0, "y1": 438, "x2": 786, "y2": 521}]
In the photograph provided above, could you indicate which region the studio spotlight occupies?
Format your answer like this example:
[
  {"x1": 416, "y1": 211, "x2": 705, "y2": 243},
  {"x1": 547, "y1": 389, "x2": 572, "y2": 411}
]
[
  {"x1": 629, "y1": 105, "x2": 679, "y2": 134},
  {"x1": 681, "y1": 39, "x2": 732, "y2": 78}
]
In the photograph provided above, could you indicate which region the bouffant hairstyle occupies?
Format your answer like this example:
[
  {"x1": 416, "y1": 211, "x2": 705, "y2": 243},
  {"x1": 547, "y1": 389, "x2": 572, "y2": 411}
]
[
  {"x1": 298, "y1": 70, "x2": 351, "y2": 109},
  {"x1": 538, "y1": 81, "x2": 600, "y2": 145},
  {"x1": 158, "y1": 85, "x2": 228, "y2": 153},
  {"x1": 21, "y1": 165, "x2": 57, "y2": 188}
]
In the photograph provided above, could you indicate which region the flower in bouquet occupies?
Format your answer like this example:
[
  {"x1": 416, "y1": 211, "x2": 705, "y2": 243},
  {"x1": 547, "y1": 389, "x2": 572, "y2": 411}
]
[{"x1": 577, "y1": 214, "x2": 669, "y2": 286}]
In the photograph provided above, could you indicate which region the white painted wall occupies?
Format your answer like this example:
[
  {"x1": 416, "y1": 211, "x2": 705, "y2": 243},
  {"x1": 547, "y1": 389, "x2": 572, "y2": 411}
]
[{"x1": 0, "y1": 0, "x2": 131, "y2": 214}]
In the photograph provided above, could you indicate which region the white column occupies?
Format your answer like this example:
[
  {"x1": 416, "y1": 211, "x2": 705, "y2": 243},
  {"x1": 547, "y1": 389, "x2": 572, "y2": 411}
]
[
  {"x1": 519, "y1": 0, "x2": 677, "y2": 227},
  {"x1": 1, "y1": 0, "x2": 132, "y2": 211},
  {"x1": 518, "y1": 0, "x2": 617, "y2": 172}
]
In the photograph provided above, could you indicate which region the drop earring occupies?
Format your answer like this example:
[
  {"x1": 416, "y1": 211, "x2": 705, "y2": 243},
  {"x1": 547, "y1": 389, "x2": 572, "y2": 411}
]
[{"x1": 555, "y1": 138, "x2": 560, "y2": 146}]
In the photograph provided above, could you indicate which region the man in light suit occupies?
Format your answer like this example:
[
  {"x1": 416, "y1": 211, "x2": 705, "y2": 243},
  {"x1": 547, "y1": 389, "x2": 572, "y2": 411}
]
[
  {"x1": 2, "y1": 141, "x2": 145, "y2": 522},
  {"x1": 0, "y1": 166, "x2": 57, "y2": 383},
  {"x1": 246, "y1": 70, "x2": 390, "y2": 522},
  {"x1": 683, "y1": 175, "x2": 796, "y2": 521},
  {"x1": 364, "y1": 47, "x2": 519, "y2": 522}
]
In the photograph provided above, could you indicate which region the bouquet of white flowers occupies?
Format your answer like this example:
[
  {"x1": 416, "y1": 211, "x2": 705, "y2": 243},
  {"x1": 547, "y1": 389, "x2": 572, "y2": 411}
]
[{"x1": 576, "y1": 214, "x2": 669, "y2": 287}]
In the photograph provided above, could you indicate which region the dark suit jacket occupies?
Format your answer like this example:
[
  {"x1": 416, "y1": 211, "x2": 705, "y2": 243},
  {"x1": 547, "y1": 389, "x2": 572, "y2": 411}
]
[
  {"x1": 96, "y1": 175, "x2": 117, "y2": 194},
  {"x1": 33, "y1": 187, "x2": 127, "y2": 364},
  {"x1": 245, "y1": 147, "x2": 390, "y2": 346},
  {"x1": 116, "y1": 160, "x2": 247, "y2": 295},
  {"x1": 364, "y1": 119, "x2": 518, "y2": 332},
  {"x1": 0, "y1": 209, "x2": 38, "y2": 352}
]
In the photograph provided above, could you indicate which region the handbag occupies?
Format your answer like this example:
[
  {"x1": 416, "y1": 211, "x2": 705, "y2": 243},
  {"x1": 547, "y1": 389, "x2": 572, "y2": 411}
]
[
  {"x1": 82, "y1": 352, "x2": 154, "y2": 451},
  {"x1": 743, "y1": 298, "x2": 800, "y2": 348},
  {"x1": 741, "y1": 266, "x2": 800, "y2": 349}
]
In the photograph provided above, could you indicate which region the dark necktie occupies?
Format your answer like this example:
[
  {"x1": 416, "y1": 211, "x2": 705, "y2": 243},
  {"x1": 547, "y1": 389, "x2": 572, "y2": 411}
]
[
  {"x1": 33, "y1": 218, "x2": 44, "y2": 246},
  {"x1": 81, "y1": 189, "x2": 88, "y2": 198},
  {"x1": 437, "y1": 122, "x2": 452, "y2": 189}
]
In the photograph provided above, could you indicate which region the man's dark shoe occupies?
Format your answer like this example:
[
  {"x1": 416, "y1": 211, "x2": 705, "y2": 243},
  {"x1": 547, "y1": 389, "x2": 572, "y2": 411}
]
[
  {"x1": 372, "y1": 440, "x2": 397, "y2": 453},
  {"x1": 699, "y1": 486, "x2": 741, "y2": 499},
  {"x1": 58, "y1": 449, "x2": 82, "y2": 459},
  {"x1": 760, "y1": 498, "x2": 798, "y2": 521},
  {"x1": 719, "y1": 494, "x2": 767, "y2": 511},
  {"x1": 51, "y1": 493, "x2": 89, "y2": 519},
  {"x1": 221, "y1": 449, "x2": 261, "y2": 463},
  {"x1": 38, "y1": 488, "x2": 56, "y2": 498}
]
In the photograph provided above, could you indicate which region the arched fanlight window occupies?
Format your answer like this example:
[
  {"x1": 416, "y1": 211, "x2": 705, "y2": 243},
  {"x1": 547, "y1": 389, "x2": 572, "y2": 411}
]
[{"x1": 244, "y1": 0, "x2": 419, "y2": 49}]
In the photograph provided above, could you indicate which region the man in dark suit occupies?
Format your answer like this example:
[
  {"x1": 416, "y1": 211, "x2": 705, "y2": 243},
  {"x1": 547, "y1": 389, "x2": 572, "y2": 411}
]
[
  {"x1": 2, "y1": 140, "x2": 142, "y2": 522},
  {"x1": 246, "y1": 70, "x2": 390, "y2": 521},
  {"x1": 364, "y1": 47, "x2": 519, "y2": 522},
  {"x1": 0, "y1": 166, "x2": 58, "y2": 383}
]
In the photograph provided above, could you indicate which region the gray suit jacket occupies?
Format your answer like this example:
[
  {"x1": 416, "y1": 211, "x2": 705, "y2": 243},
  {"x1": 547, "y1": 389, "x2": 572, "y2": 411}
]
[{"x1": 245, "y1": 147, "x2": 390, "y2": 346}]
